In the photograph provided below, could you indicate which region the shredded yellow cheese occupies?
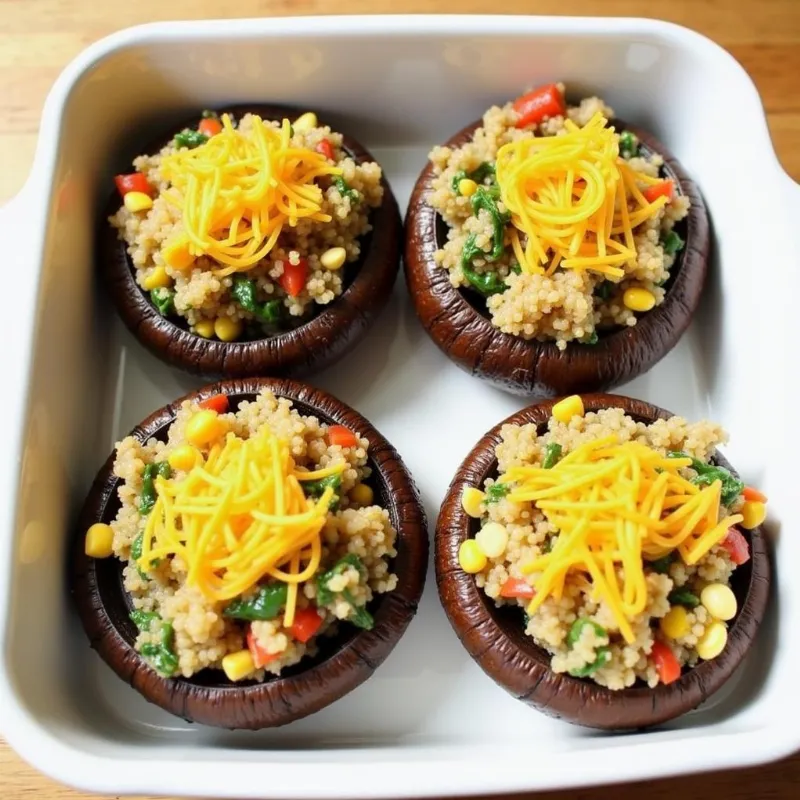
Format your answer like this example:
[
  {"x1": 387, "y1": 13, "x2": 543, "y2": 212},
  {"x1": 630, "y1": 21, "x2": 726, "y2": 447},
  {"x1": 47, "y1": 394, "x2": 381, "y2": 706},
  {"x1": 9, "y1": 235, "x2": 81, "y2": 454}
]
[
  {"x1": 506, "y1": 438, "x2": 742, "y2": 643},
  {"x1": 158, "y1": 114, "x2": 342, "y2": 275},
  {"x1": 137, "y1": 426, "x2": 345, "y2": 627},
  {"x1": 495, "y1": 112, "x2": 668, "y2": 278}
]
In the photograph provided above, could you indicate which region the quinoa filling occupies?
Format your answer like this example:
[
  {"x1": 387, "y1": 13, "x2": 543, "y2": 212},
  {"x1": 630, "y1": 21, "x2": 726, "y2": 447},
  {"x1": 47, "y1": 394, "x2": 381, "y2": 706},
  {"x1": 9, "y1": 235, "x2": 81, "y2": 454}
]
[
  {"x1": 458, "y1": 397, "x2": 767, "y2": 690},
  {"x1": 109, "y1": 110, "x2": 384, "y2": 342},
  {"x1": 83, "y1": 390, "x2": 398, "y2": 682},
  {"x1": 428, "y1": 83, "x2": 690, "y2": 349}
]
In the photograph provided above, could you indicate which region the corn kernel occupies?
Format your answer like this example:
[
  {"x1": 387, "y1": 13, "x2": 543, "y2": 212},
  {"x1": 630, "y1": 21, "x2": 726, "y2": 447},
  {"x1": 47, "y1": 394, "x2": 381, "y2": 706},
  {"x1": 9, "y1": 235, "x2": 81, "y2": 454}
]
[
  {"x1": 162, "y1": 235, "x2": 196, "y2": 270},
  {"x1": 659, "y1": 605, "x2": 689, "y2": 639},
  {"x1": 696, "y1": 621, "x2": 728, "y2": 661},
  {"x1": 142, "y1": 266, "x2": 171, "y2": 291},
  {"x1": 458, "y1": 178, "x2": 478, "y2": 197},
  {"x1": 461, "y1": 487, "x2": 486, "y2": 518},
  {"x1": 168, "y1": 444, "x2": 201, "y2": 472},
  {"x1": 293, "y1": 112, "x2": 318, "y2": 133},
  {"x1": 85, "y1": 523, "x2": 114, "y2": 559},
  {"x1": 622, "y1": 287, "x2": 656, "y2": 312},
  {"x1": 350, "y1": 483, "x2": 374, "y2": 507},
  {"x1": 458, "y1": 540, "x2": 487, "y2": 574},
  {"x1": 740, "y1": 501, "x2": 766, "y2": 530},
  {"x1": 475, "y1": 522, "x2": 509, "y2": 559},
  {"x1": 214, "y1": 315, "x2": 243, "y2": 342},
  {"x1": 123, "y1": 191, "x2": 153, "y2": 213},
  {"x1": 186, "y1": 410, "x2": 225, "y2": 447},
  {"x1": 700, "y1": 583, "x2": 737, "y2": 621},
  {"x1": 222, "y1": 650, "x2": 256, "y2": 682},
  {"x1": 552, "y1": 394, "x2": 585, "y2": 424},
  {"x1": 194, "y1": 320, "x2": 215, "y2": 338},
  {"x1": 320, "y1": 246, "x2": 347, "y2": 271}
]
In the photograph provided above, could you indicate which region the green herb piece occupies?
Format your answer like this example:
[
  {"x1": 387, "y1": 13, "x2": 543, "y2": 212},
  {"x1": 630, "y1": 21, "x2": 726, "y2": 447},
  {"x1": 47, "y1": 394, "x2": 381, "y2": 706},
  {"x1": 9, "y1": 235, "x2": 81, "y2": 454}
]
[
  {"x1": 470, "y1": 185, "x2": 510, "y2": 262},
  {"x1": 130, "y1": 532, "x2": 160, "y2": 579},
  {"x1": 224, "y1": 583, "x2": 289, "y2": 621},
  {"x1": 288, "y1": 124, "x2": 295, "y2": 137},
  {"x1": 174, "y1": 129, "x2": 208, "y2": 149},
  {"x1": 566, "y1": 618, "x2": 611, "y2": 678},
  {"x1": 509, "y1": 262, "x2": 522, "y2": 275},
  {"x1": 542, "y1": 537, "x2": 555, "y2": 554},
  {"x1": 343, "y1": 590, "x2": 374, "y2": 630},
  {"x1": 542, "y1": 443, "x2": 563, "y2": 469},
  {"x1": 668, "y1": 451, "x2": 744, "y2": 506},
  {"x1": 582, "y1": 330, "x2": 599, "y2": 346},
  {"x1": 668, "y1": 588, "x2": 700, "y2": 608},
  {"x1": 566, "y1": 624, "x2": 609, "y2": 675},
  {"x1": 568, "y1": 647, "x2": 611, "y2": 677},
  {"x1": 662, "y1": 230, "x2": 685, "y2": 255},
  {"x1": 139, "y1": 621, "x2": 179, "y2": 677},
  {"x1": 485, "y1": 482, "x2": 511, "y2": 503},
  {"x1": 619, "y1": 130, "x2": 639, "y2": 159},
  {"x1": 201, "y1": 109, "x2": 219, "y2": 119},
  {"x1": 648, "y1": 553, "x2": 675, "y2": 574},
  {"x1": 451, "y1": 161, "x2": 496, "y2": 193},
  {"x1": 595, "y1": 280, "x2": 614, "y2": 301},
  {"x1": 461, "y1": 257, "x2": 507, "y2": 296},
  {"x1": 333, "y1": 176, "x2": 361, "y2": 203},
  {"x1": 300, "y1": 473, "x2": 342, "y2": 511},
  {"x1": 315, "y1": 554, "x2": 365, "y2": 606},
  {"x1": 231, "y1": 275, "x2": 283, "y2": 324},
  {"x1": 139, "y1": 462, "x2": 172, "y2": 516},
  {"x1": 130, "y1": 610, "x2": 160, "y2": 632},
  {"x1": 150, "y1": 287, "x2": 175, "y2": 316},
  {"x1": 567, "y1": 618, "x2": 608, "y2": 648}
]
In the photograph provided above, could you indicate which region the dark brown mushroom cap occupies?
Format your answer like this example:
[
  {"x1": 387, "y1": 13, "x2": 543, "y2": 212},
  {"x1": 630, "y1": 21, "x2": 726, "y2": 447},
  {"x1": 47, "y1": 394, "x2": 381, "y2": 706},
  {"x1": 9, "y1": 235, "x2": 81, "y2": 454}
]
[
  {"x1": 436, "y1": 393, "x2": 770, "y2": 730},
  {"x1": 71, "y1": 378, "x2": 428, "y2": 729},
  {"x1": 404, "y1": 117, "x2": 710, "y2": 398},
  {"x1": 101, "y1": 105, "x2": 402, "y2": 379}
]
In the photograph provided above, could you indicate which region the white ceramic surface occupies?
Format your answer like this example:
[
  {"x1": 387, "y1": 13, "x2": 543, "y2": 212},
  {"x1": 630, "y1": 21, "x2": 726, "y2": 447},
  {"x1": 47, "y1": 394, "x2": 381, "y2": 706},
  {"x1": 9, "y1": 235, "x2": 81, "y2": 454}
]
[{"x1": 0, "y1": 14, "x2": 798, "y2": 799}]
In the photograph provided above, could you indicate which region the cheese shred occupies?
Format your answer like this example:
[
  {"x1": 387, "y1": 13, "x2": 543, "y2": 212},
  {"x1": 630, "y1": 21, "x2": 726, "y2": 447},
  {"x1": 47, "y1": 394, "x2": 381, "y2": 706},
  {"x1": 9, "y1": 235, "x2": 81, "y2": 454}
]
[
  {"x1": 510, "y1": 439, "x2": 743, "y2": 643},
  {"x1": 136, "y1": 426, "x2": 345, "y2": 625},
  {"x1": 158, "y1": 114, "x2": 343, "y2": 274},
  {"x1": 495, "y1": 112, "x2": 668, "y2": 277}
]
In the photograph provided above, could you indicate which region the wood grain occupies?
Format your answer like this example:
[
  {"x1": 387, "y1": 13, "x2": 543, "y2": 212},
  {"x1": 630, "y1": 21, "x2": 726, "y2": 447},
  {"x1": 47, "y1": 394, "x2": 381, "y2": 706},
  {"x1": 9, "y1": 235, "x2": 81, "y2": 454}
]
[{"x1": 0, "y1": 0, "x2": 798, "y2": 797}]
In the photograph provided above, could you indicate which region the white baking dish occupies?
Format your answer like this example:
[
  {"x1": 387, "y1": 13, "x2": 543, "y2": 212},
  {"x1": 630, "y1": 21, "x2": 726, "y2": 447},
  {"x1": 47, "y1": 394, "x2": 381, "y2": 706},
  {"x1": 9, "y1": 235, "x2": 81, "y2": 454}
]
[{"x1": 0, "y1": 13, "x2": 798, "y2": 798}]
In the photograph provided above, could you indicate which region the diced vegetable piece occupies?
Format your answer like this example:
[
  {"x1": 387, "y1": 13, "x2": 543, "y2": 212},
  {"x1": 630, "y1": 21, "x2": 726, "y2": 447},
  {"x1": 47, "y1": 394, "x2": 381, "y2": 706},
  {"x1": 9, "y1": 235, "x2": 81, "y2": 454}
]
[
  {"x1": 288, "y1": 607, "x2": 324, "y2": 643},
  {"x1": 513, "y1": 83, "x2": 566, "y2": 128},
  {"x1": 328, "y1": 425, "x2": 358, "y2": 449},
  {"x1": 542, "y1": 443, "x2": 562, "y2": 469},
  {"x1": 279, "y1": 259, "x2": 309, "y2": 297},
  {"x1": 740, "y1": 501, "x2": 766, "y2": 530},
  {"x1": 150, "y1": 287, "x2": 175, "y2": 316},
  {"x1": 139, "y1": 462, "x2": 172, "y2": 516},
  {"x1": 315, "y1": 554, "x2": 365, "y2": 606},
  {"x1": 223, "y1": 648, "x2": 257, "y2": 680},
  {"x1": 130, "y1": 609, "x2": 160, "y2": 632},
  {"x1": 499, "y1": 577, "x2": 535, "y2": 599},
  {"x1": 651, "y1": 640, "x2": 681, "y2": 684},
  {"x1": 618, "y1": 130, "x2": 639, "y2": 158},
  {"x1": 316, "y1": 139, "x2": 335, "y2": 160},
  {"x1": 552, "y1": 395, "x2": 584, "y2": 423},
  {"x1": 661, "y1": 230, "x2": 684, "y2": 255},
  {"x1": 115, "y1": 173, "x2": 152, "y2": 197},
  {"x1": 667, "y1": 588, "x2": 700, "y2": 608},
  {"x1": 458, "y1": 540, "x2": 487, "y2": 574},
  {"x1": 667, "y1": 451, "x2": 744, "y2": 506},
  {"x1": 85, "y1": 523, "x2": 114, "y2": 559},
  {"x1": 342, "y1": 591, "x2": 374, "y2": 630},
  {"x1": 332, "y1": 176, "x2": 360, "y2": 202},
  {"x1": 246, "y1": 628, "x2": 279, "y2": 669},
  {"x1": 198, "y1": 117, "x2": 223, "y2": 137},
  {"x1": 643, "y1": 180, "x2": 674, "y2": 204},
  {"x1": 139, "y1": 620, "x2": 179, "y2": 677},
  {"x1": 648, "y1": 553, "x2": 675, "y2": 574},
  {"x1": 199, "y1": 394, "x2": 229, "y2": 414},
  {"x1": 742, "y1": 486, "x2": 768, "y2": 503},
  {"x1": 567, "y1": 618, "x2": 607, "y2": 648},
  {"x1": 720, "y1": 527, "x2": 750, "y2": 565},
  {"x1": 301, "y1": 473, "x2": 342, "y2": 511},
  {"x1": 224, "y1": 583, "x2": 288, "y2": 621}
]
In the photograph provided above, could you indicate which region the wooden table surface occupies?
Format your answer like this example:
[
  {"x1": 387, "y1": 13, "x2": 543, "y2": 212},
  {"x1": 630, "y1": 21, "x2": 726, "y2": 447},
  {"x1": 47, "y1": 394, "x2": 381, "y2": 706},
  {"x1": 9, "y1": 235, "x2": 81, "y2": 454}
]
[{"x1": 0, "y1": 0, "x2": 797, "y2": 798}]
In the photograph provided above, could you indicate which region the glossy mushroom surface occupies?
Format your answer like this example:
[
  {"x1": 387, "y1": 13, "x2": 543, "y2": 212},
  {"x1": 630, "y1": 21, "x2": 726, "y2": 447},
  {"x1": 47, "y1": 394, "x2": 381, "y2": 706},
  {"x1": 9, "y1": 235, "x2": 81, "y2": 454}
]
[
  {"x1": 405, "y1": 119, "x2": 710, "y2": 398},
  {"x1": 101, "y1": 105, "x2": 402, "y2": 379},
  {"x1": 436, "y1": 394, "x2": 770, "y2": 730},
  {"x1": 71, "y1": 378, "x2": 428, "y2": 729}
]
